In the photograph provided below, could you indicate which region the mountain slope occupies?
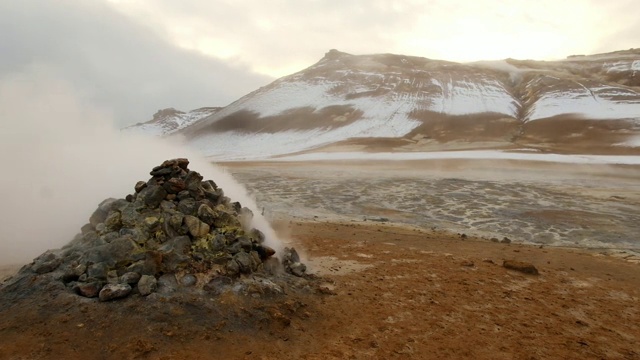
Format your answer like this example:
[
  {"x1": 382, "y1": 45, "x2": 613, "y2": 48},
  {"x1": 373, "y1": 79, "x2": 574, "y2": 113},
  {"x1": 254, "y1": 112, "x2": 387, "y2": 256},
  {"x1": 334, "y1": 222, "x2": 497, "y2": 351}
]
[
  {"x1": 171, "y1": 49, "x2": 640, "y2": 160},
  {"x1": 123, "y1": 107, "x2": 221, "y2": 136}
]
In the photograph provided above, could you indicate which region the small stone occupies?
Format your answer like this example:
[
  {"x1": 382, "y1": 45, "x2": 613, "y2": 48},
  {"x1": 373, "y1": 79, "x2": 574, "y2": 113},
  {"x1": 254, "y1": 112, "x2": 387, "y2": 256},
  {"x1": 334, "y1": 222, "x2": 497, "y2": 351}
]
[
  {"x1": 86, "y1": 262, "x2": 109, "y2": 280},
  {"x1": 144, "y1": 185, "x2": 167, "y2": 208},
  {"x1": 226, "y1": 259, "x2": 240, "y2": 276},
  {"x1": 75, "y1": 282, "x2": 103, "y2": 298},
  {"x1": 135, "y1": 181, "x2": 147, "y2": 193},
  {"x1": 490, "y1": 237, "x2": 500, "y2": 243},
  {"x1": 196, "y1": 204, "x2": 218, "y2": 226},
  {"x1": 460, "y1": 260, "x2": 474, "y2": 267},
  {"x1": 144, "y1": 217, "x2": 160, "y2": 228},
  {"x1": 104, "y1": 211, "x2": 122, "y2": 232},
  {"x1": 180, "y1": 274, "x2": 197, "y2": 287},
  {"x1": 177, "y1": 198, "x2": 197, "y2": 216},
  {"x1": 163, "y1": 178, "x2": 186, "y2": 194},
  {"x1": 32, "y1": 258, "x2": 61, "y2": 274},
  {"x1": 176, "y1": 190, "x2": 191, "y2": 201},
  {"x1": 73, "y1": 264, "x2": 87, "y2": 276},
  {"x1": 98, "y1": 283, "x2": 132, "y2": 301},
  {"x1": 501, "y1": 237, "x2": 512, "y2": 244},
  {"x1": 234, "y1": 252, "x2": 253, "y2": 274},
  {"x1": 503, "y1": 260, "x2": 539, "y2": 275},
  {"x1": 107, "y1": 270, "x2": 119, "y2": 284},
  {"x1": 289, "y1": 262, "x2": 307, "y2": 277},
  {"x1": 137, "y1": 275, "x2": 157, "y2": 296},
  {"x1": 120, "y1": 272, "x2": 141, "y2": 285},
  {"x1": 157, "y1": 274, "x2": 178, "y2": 293},
  {"x1": 183, "y1": 215, "x2": 210, "y2": 238},
  {"x1": 176, "y1": 158, "x2": 189, "y2": 170}
]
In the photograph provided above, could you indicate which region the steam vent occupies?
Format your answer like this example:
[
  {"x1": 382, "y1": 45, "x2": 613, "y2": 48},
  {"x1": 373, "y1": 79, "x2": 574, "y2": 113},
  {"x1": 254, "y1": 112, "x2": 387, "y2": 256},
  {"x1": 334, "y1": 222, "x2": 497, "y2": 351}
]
[{"x1": 5, "y1": 159, "x2": 311, "y2": 302}]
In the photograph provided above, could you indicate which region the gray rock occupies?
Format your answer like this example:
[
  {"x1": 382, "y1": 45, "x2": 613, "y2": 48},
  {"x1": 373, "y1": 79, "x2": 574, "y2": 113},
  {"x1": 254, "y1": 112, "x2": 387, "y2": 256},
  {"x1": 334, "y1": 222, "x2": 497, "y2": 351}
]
[
  {"x1": 157, "y1": 274, "x2": 178, "y2": 294},
  {"x1": 89, "y1": 208, "x2": 108, "y2": 228},
  {"x1": 160, "y1": 200, "x2": 176, "y2": 212},
  {"x1": 289, "y1": 262, "x2": 307, "y2": 277},
  {"x1": 99, "y1": 283, "x2": 132, "y2": 301},
  {"x1": 144, "y1": 185, "x2": 167, "y2": 208},
  {"x1": 177, "y1": 198, "x2": 197, "y2": 215},
  {"x1": 104, "y1": 211, "x2": 122, "y2": 232},
  {"x1": 81, "y1": 223, "x2": 94, "y2": 235},
  {"x1": 107, "y1": 270, "x2": 119, "y2": 284},
  {"x1": 100, "y1": 231, "x2": 120, "y2": 243},
  {"x1": 158, "y1": 236, "x2": 191, "y2": 255},
  {"x1": 168, "y1": 214, "x2": 185, "y2": 234},
  {"x1": 184, "y1": 171, "x2": 203, "y2": 191},
  {"x1": 32, "y1": 257, "x2": 61, "y2": 274},
  {"x1": 196, "y1": 204, "x2": 217, "y2": 226},
  {"x1": 120, "y1": 272, "x2": 141, "y2": 285},
  {"x1": 120, "y1": 204, "x2": 140, "y2": 228},
  {"x1": 73, "y1": 264, "x2": 87, "y2": 276},
  {"x1": 87, "y1": 262, "x2": 109, "y2": 280},
  {"x1": 183, "y1": 215, "x2": 210, "y2": 238},
  {"x1": 180, "y1": 274, "x2": 197, "y2": 287},
  {"x1": 137, "y1": 275, "x2": 157, "y2": 296},
  {"x1": 226, "y1": 259, "x2": 240, "y2": 276},
  {"x1": 176, "y1": 190, "x2": 191, "y2": 201},
  {"x1": 234, "y1": 252, "x2": 253, "y2": 274}
]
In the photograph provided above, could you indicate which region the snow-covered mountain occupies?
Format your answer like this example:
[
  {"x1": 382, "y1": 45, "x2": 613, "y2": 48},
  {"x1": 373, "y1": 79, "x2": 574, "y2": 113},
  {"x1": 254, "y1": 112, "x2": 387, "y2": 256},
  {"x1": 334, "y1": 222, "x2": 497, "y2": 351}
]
[
  {"x1": 123, "y1": 107, "x2": 221, "y2": 136},
  {"x1": 136, "y1": 49, "x2": 640, "y2": 160}
]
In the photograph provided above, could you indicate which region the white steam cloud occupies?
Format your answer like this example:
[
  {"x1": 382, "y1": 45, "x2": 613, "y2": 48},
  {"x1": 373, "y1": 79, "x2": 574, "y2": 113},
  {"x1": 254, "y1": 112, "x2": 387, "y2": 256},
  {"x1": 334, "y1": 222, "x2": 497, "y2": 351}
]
[{"x1": 0, "y1": 65, "x2": 280, "y2": 265}]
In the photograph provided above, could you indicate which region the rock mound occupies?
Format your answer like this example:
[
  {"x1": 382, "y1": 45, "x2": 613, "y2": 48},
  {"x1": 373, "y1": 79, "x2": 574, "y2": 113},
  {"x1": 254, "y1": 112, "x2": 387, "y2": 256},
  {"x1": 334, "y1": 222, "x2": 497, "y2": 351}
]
[{"x1": 9, "y1": 159, "x2": 310, "y2": 302}]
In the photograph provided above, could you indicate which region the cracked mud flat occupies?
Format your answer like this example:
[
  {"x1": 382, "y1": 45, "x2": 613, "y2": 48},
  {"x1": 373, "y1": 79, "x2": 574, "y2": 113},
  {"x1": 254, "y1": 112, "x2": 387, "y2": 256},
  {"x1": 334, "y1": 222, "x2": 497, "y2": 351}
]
[{"x1": 227, "y1": 159, "x2": 640, "y2": 254}]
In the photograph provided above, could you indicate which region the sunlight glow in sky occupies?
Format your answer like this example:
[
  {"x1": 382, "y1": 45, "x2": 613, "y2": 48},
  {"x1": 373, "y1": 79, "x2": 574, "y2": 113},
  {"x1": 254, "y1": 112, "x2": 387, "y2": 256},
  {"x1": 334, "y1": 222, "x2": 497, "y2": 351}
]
[{"x1": 104, "y1": 0, "x2": 637, "y2": 77}]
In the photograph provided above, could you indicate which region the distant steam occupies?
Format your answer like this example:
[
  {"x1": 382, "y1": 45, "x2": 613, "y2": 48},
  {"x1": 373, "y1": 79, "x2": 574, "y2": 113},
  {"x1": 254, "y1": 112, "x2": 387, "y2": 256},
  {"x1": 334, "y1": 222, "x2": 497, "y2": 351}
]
[{"x1": 0, "y1": 66, "x2": 280, "y2": 265}]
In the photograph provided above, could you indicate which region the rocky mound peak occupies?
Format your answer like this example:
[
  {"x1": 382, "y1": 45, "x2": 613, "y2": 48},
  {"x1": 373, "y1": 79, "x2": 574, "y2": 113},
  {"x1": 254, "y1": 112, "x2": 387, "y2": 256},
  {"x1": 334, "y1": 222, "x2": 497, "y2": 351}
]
[{"x1": 7, "y1": 159, "x2": 309, "y2": 302}]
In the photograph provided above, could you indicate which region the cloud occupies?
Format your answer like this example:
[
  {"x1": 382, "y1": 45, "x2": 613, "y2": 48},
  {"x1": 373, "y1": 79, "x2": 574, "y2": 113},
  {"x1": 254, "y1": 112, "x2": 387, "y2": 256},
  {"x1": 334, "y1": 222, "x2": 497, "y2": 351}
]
[
  {"x1": 0, "y1": 0, "x2": 272, "y2": 127},
  {"x1": 0, "y1": 66, "x2": 281, "y2": 265},
  {"x1": 106, "y1": 0, "x2": 640, "y2": 77}
]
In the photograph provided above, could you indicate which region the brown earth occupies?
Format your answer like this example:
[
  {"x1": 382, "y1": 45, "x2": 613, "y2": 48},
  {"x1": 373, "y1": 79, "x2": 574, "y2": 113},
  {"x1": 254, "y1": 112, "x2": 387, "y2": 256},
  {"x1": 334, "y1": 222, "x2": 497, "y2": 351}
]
[{"x1": 1, "y1": 221, "x2": 638, "y2": 359}]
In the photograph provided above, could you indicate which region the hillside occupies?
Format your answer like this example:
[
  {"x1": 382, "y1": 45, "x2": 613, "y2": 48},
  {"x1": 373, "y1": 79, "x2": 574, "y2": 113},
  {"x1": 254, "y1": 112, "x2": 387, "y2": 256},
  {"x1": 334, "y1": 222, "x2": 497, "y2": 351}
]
[{"x1": 128, "y1": 49, "x2": 640, "y2": 160}]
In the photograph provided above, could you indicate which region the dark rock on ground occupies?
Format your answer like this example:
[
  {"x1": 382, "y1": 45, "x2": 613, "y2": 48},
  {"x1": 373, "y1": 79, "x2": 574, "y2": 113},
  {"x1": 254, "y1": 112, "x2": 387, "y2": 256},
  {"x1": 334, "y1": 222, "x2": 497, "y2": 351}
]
[
  {"x1": 503, "y1": 260, "x2": 539, "y2": 275},
  {"x1": 99, "y1": 283, "x2": 132, "y2": 301}
]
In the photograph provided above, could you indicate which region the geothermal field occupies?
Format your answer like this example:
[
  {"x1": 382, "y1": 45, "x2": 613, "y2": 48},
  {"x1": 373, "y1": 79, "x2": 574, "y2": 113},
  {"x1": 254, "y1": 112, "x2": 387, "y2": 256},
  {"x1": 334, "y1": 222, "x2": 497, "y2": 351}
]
[{"x1": 0, "y1": 157, "x2": 639, "y2": 359}]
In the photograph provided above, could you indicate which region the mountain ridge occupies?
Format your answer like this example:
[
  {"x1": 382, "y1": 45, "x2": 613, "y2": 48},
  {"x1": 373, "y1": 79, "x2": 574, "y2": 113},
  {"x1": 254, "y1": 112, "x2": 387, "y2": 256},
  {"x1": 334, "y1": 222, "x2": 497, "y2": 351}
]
[{"x1": 124, "y1": 48, "x2": 640, "y2": 160}]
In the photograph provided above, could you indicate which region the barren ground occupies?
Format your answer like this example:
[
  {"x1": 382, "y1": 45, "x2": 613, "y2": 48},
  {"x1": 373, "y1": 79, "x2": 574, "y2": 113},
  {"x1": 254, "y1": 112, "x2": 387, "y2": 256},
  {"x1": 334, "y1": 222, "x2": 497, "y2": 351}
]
[{"x1": 1, "y1": 160, "x2": 639, "y2": 359}]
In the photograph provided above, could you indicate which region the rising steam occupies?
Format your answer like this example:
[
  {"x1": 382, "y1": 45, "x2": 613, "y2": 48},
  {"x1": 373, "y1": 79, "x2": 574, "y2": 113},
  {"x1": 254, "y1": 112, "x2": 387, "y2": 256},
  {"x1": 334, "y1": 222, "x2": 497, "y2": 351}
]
[{"x1": 0, "y1": 65, "x2": 280, "y2": 265}]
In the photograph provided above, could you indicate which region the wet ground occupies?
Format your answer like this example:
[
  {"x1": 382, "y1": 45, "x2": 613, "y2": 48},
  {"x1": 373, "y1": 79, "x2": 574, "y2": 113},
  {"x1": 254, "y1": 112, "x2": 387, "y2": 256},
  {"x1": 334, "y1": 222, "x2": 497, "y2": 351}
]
[{"x1": 226, "y1": 159, "x2": 640, "y2": 251}]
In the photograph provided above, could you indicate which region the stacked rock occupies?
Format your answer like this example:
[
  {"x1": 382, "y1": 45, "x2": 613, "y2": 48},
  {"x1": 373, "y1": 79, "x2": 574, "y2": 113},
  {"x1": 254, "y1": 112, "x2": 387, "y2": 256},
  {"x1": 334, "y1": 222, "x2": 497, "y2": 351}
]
[{"x1": 28, "y1": 158, "x2": 304, "y2": 301}]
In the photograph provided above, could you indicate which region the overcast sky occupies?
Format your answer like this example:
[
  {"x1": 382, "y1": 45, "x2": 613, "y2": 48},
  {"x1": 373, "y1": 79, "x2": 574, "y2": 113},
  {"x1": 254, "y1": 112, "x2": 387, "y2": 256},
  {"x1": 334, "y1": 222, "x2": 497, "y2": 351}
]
[{"x1": 1, "y1": 0, "x2": 638, "y2": 127}]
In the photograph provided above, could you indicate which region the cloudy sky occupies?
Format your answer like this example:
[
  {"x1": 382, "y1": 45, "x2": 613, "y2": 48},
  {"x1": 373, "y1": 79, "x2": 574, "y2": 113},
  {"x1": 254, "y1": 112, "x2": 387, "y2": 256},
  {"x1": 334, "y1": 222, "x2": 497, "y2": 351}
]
[{"x1": 1, "y1": 0, "x2": 638, "y2": 127}]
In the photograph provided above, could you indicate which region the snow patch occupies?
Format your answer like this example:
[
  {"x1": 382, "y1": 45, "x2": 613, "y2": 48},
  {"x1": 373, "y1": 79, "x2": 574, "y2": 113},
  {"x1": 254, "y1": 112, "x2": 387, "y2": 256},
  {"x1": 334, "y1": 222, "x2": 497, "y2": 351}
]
[
  {"x1": 526, "y1": 78, "x2": 640, "y2": 121},
  {"x1": 271, "y1": 151, "x2": 640, "y2": 165}
]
